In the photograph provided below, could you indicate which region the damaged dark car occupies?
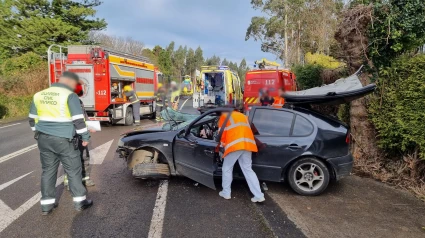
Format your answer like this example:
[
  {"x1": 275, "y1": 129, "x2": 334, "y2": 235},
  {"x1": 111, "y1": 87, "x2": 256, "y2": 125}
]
[{"x1": 117, "y1": 72, "x2": 375, "y2": 196}]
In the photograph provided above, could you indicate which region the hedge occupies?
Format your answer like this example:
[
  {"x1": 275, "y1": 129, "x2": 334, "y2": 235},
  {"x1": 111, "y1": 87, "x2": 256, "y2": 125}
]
[{"x1": 369, "y1": 55, "x2": 425, "y2": 159}]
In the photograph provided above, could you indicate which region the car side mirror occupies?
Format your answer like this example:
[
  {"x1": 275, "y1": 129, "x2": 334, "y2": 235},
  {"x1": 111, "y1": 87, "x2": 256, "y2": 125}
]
[{"x1": 177, "y1": 129, "x2": 186, "y2": 138}]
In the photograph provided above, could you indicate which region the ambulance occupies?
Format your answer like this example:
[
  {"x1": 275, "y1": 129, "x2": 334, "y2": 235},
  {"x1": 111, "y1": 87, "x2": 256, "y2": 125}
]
[
  {"x1": 243, "y1": 59, "x2": 297, "y2": 111},
  {"x1": 192, "y1": 65, "x2": 243, "y2": 113}
]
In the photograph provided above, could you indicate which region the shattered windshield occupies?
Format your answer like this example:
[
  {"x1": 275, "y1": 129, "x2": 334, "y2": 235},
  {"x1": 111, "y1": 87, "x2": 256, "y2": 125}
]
[{"x1": 160, "y1": 107, "x2": 211, "y2": 130}]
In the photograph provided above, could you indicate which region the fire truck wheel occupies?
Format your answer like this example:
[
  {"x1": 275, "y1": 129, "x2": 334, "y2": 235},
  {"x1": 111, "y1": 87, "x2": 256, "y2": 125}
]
[{"x1": 125, "y1": 107, "x2": 134, "y2": 126}]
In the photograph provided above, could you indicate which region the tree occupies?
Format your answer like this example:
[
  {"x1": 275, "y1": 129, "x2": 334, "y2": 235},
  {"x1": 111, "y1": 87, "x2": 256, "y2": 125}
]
[
  {"x1": 246, "y1": 0, "x2": 342, "y2": 66},
  {"x1": 88, "y1": 32, "x2": 145, "y2": 56},
  {"x1": 173, "y1": 45, "x2": 187, "y2": 77},
  {"x1": 152, "y1": 45, "x2": 163, "y2": 58},
  {"x1": 185, "y1": 48, "x2": 195, "y2": 76},
  {"x1": 0, "y1": 0, "x2": 106, "y2": 59},
  {"x1": 238, "y1": 58, "x2": 248, "y2": 83},
  {"x1": 141, "y1": 48, "x2": 158, "y2": 65},
  {"x1": 194, "y1": 46, "x2": 204, "y2": 70},
  {"x1": 205, "y1": 55, "x2": 221, "y2": 66},
  {"x1": 166, "y1": 41, "x2": 175, "y2": 53},
  {"x1": 158, "y1": 50, "x2": 172, "y2": 77},
  {"x1": 221, "y1": 58, "x2": 229, "y2": 66}
]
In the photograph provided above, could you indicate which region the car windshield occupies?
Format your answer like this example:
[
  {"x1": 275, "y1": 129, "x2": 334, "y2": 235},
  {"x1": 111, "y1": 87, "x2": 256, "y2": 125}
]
[{"x1": 160, "y1": 107, "x2": 212, "y2": 130}]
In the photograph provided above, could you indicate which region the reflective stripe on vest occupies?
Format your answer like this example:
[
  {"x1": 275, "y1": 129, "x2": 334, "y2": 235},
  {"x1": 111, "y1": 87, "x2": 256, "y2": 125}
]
[
  {"x1": 34, "y1": 87, "x2": 73, "y2": 123},
  {"x1": 224, "y1": 137, "x2": 257, "y2": 151}
]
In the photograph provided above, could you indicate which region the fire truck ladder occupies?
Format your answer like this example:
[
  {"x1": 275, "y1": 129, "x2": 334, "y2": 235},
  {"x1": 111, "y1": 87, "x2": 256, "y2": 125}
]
[
  {"x1": 255, "y1": 58, "x2": 281, "y2": 69},
  {"x1": 47, "y1": 44, "x2": 68, "y2": 83}
]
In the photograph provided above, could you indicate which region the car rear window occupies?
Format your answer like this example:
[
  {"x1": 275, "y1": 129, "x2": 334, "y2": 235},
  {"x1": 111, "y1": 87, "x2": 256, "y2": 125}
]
[
  {"x1": 292, "y1": 115, "x2": 314, "y2": 136},
  {"x1": 252, "y1": 109, "x2": 294, "y2": 136}
]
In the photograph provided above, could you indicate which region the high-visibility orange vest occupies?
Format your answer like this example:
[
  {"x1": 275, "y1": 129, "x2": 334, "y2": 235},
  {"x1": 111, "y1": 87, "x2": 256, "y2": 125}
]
[
  {"x1": 219, "y1": 111, "x2": 258, "y2": 157},
  {"x1": 272, "y1": 97, "x2": 285, "y2": 108}
]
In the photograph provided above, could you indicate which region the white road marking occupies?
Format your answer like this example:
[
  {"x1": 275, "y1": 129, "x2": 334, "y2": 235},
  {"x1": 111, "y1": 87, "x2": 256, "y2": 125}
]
[
  {"x1": 0, "y1": 123, "x2": 21, "y2": 130},
  {"x1": 0, "y1": 171, "x2": 33, "y2": 191},
  {"x1": 0, "y1": 144, "x2": 38, "y2": 165},
  {"x1": 179, "y1": 96, "x2": 192, "y2": 111},
  {"x1": 148, "y1": 180, "x2": 169, "y2": 238},
  {"x1": 0, "y1": 173, "x2": 63, "y2": 232},
  {"x1": 89, "y1": 139, "x2": 114, "y2": 164}
]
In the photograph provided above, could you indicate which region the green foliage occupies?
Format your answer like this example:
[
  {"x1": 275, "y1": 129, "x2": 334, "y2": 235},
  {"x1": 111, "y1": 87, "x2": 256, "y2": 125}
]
[
  {"x1": 0, "y1": 52, "x2": 44, "y2": 76},
  {"x1": 305, "y1": 52, "x2": 344, "y2": 69},
  {"x1": 292, "y1": 64, "x2": 323, "y2": 89},
  {"x1": 0, "y1": 94, "x2": 33, "y2": 119},
  {"x1": 0, "y1": 0, "x2": 106, "y2": 59},
  {"x1": 238, "y1": 59, "x2": 248, "y2": 84},
  {"x1": 367, "y1": 0, "x2": 425, "y2": 68},
  {"x1": 158, "y1": 50, "x2": 172, "y2": 77},
  {"x1": 337, "y1": 103, "x2": 350, "y2": 125},
  {"x1": 205, "y1": 55, "x2": 221, "y2": 66},
  {"x1": 246, "y1": 0, "x2": 343, "y2": 64},
  {"x1": 185, "y1": 48, "x2": 195, "y2": 76},
  {"x1": 369, "y1": 55, "x2": 425, "y2": 159}
]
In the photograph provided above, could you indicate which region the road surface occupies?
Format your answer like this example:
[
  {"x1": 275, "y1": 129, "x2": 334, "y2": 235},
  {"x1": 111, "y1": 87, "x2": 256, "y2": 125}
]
[{"x1": 0, "y1": 97, "x2": 424, "y2": 238}]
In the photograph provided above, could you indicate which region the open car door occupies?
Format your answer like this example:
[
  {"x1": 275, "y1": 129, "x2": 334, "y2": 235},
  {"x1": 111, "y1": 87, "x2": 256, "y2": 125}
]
[
  {"x1": 173, "y1": 108, "x2": 232, "y2": 189},
  {"x1": 283, "y1": 67, "x2": 376, "y2": 105}
]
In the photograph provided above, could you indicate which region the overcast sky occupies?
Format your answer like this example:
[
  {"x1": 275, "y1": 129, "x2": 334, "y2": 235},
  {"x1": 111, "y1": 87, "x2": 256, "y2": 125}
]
[{"x1": 96, "y1": 0, "x2": 276, "y2": 66}]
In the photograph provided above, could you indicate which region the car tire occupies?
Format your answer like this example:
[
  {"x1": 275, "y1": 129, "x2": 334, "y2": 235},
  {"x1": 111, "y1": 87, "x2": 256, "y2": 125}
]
[
  {"x1": 287, "y1": 157, "x2": 330, "y2": 196},
  {"x1": 125, "y1": 107, "x2": 133, "y2": 126},
  {"x1": 132, "y1": 163, "x2": 170, "y2": 179},
  {"x1": 127, "y1": 150, "x2": 154, "y2": 169}
]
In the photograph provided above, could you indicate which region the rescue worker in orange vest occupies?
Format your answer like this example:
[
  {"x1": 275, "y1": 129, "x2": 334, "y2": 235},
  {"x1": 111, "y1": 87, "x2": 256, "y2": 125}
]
[
  {"x1": 274, "y1": 87, "x2": 285, "y2": 106},
  {"x1": 218, "y1": 108, "x2": 265, "y2": 202}
]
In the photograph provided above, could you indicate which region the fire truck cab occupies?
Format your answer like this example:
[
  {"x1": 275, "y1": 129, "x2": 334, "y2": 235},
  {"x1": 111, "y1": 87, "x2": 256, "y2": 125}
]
[
  {"x1": 243, "y1": 59, "x2": 296, "y2": 111},
  {"x1": 48, "y1": 45, "x2": 160, "y2": 125}
]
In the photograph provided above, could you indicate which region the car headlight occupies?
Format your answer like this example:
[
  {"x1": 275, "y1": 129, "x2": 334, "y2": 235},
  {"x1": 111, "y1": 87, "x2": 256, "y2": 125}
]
[{"x1": 117, "y1": 138, "x2": 124, "y2": 147}]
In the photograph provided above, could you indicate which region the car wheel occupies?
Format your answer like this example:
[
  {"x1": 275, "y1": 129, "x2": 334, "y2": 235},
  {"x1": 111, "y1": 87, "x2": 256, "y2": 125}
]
[
  {"x1": 127, "y1": 150, "x2": 154, "y2": 169},
  {"x1": 287, "y1": 157, "x2": 330, "y2": 196},
  {"x1": 125, "y1": 107, "x2": 134, "y2": 126},
  {"x1": 132, "y1": 163, "x2": 170, "y2": 179}
]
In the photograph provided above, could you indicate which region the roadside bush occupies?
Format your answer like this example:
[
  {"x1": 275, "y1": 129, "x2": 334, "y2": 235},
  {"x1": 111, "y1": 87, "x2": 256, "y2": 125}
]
[
  {"x1": 0, "y1": 52, "x2": 44, "y2": 76},
  {"x1": 369, "y1": 55, "x2": 425, "y2": 159},
  {"x1": 0, "y1": 63, "x2": 48, "y2": 97},
  {"x1": 0, "y1": 94, "x2": 33, "y2": 119},
  {"x1": 292, "y1": 64, "x2": 323, "y2": 90},
  {"x1": 0, "y1": 60, "x2": 48, "y2": 119},
  {"x1": 305, "y1": 52, "x2": 344, "y2": 69}
]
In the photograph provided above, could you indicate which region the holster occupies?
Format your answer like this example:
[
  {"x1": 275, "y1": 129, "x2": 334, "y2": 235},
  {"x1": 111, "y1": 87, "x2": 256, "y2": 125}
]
[
  {"x1": 72, "y1": 136, "x2": 80, "y2": 150},
  {"x1": 34, "y1": 131, "x2": 40, "y2": 140}
]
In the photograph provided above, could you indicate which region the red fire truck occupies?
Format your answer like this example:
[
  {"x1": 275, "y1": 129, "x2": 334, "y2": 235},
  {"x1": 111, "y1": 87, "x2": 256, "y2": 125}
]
[
  {"x1": 243, "y1": 59, "x2": 296, "y2": 111},
  {"x1": 48, "y1": 44, "x2": 162, "y2": 125}
]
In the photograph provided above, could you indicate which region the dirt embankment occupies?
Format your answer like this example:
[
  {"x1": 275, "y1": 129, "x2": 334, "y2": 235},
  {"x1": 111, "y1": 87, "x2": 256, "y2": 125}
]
[{"x1": 334, "y1": 5, "x2": 425, "y2": 200}]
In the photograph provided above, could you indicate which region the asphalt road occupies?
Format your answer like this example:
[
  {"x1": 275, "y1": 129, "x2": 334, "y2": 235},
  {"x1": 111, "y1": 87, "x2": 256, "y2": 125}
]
[
  {"x1": 0, "y1": 97, "x2": 303, "y2": 238},
  {"x1": 1, "y1": 97, "x2": 424, "y2": 238}
]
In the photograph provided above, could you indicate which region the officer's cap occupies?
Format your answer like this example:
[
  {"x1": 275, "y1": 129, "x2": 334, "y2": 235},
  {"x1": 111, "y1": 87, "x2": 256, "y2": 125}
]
[{"x1": 61, "y1": 71, "x2": 79, "y2": 82}]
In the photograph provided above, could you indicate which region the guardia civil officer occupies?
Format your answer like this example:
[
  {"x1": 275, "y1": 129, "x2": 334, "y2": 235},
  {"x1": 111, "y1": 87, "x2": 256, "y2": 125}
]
[{"x1": 29, "y1": 71, "x2": 93, "y2": 215}]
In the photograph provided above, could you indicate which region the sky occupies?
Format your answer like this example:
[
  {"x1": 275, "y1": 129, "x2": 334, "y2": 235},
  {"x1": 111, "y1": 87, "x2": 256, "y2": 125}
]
[{"x1": 96, "y1": 0, "x2": 276, "y2": 67}]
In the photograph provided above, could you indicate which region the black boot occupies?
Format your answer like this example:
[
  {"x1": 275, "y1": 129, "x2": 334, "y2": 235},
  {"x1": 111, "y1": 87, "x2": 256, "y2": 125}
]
[
  {"x1": 41, "y1": 204, "x2": 57, "y2": 216},
  {"x1": 74, "y1": 199, "x2": 93, "y2": 211}
]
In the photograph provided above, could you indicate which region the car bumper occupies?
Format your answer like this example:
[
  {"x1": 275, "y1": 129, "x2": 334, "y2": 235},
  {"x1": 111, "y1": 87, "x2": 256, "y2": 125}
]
[{"x1": 326, "y1": 154, "x2": 353, "y2": 181}]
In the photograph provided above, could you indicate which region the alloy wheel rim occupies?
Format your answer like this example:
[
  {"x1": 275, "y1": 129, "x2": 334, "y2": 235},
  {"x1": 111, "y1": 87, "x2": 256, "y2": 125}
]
[{"x1": 293, "y1": 162, "x2": 324, "y2": 192}]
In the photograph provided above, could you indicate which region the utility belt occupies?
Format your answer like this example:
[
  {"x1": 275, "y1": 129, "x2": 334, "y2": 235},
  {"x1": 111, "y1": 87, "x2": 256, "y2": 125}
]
[{"x1": 34, "y1": 131, "x2": 79, "y2": 150}]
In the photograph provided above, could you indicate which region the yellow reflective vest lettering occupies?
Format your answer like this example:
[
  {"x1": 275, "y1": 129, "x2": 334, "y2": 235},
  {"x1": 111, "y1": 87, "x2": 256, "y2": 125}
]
[{"x1": 34, "y1": 87, "x2": 73, "y2": 122}]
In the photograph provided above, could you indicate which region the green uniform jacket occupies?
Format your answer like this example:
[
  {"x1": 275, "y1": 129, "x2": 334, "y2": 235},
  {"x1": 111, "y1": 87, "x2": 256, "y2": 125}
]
[{"x1": 28, "y1": 83, "x2": 90, "y2": 141}]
